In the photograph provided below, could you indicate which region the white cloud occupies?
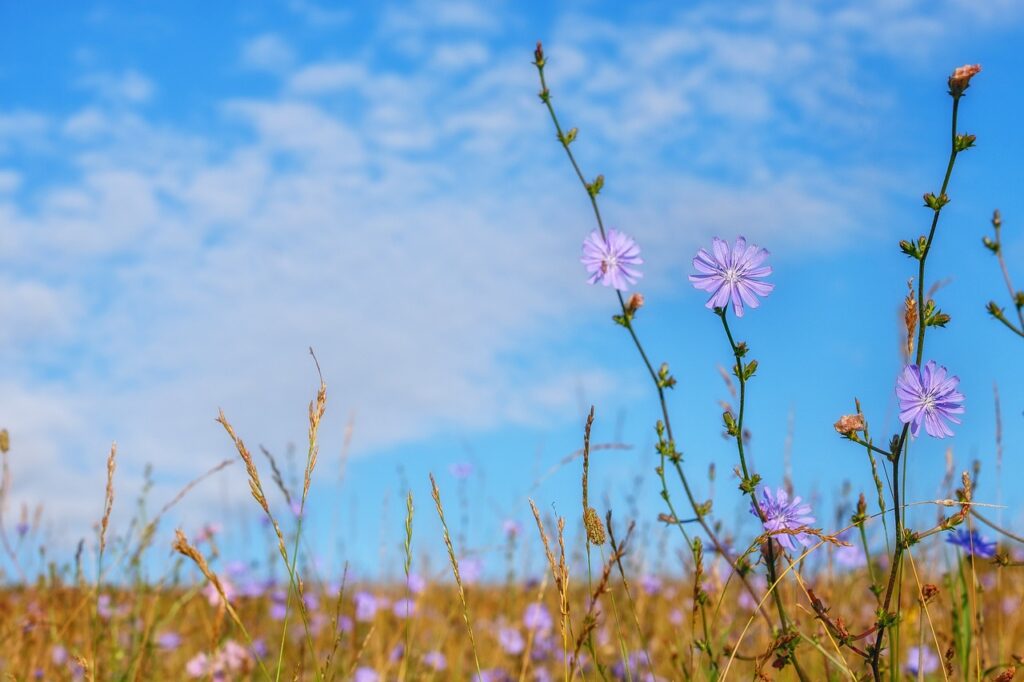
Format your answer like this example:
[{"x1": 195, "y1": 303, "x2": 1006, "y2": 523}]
[
  {"x1": 240, "y1": 33, "x2": 296, "y2": 72},
  {"x1": 2, "y1": 0, "x2": 1021, "y2": 541},
  {"x1": 78, "y1": 69, "x2": 156, "y2": 104},
  {"x1": 287, "y1": 61, "x2": 369, "y2": 94}
]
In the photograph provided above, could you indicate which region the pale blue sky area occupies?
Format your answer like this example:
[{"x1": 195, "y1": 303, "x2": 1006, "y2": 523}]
[{"x1": 1, "y1": 1, "x2": 1023, "y2": 579}]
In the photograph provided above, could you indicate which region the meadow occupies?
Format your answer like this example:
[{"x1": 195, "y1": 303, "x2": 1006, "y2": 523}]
[{"x1": 1, "y1": 45, "x2": 1022, "y2": 682}]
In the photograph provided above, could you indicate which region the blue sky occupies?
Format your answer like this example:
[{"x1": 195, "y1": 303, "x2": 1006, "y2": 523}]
[{"x1": 1, "y1": 1, "x2": 1023, "y2": 579}]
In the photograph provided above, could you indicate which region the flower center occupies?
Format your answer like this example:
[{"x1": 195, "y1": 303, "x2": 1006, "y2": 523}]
[
  {"x1": 602, "y1": 254, "x2": 618, "y2": 273},
  {"x1": 723, "y1": 266, "x2": 740, "y2": 284},
  {"x1": 921, "y1": 390, "x2": 937, "y2": 412}
]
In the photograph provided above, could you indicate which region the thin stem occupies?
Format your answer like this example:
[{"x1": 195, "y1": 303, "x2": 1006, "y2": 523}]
[
  {"x1": 718, "y1": 310, "x2": 810, "y2": 682},
  {"x1": 870, "y1": 89, "x2": 965, "y2": 682},
  {"x1": 533, "y1": 50, "x2": 771, "y2": 628}
]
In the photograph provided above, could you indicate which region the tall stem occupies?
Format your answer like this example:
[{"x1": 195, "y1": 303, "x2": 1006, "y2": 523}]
[
  {"x1": 718, "y1": 311, "x2": 809, "y2": 681},
  {"x1": 534, "y1": 51, "x2": 774, "y2": 630},
  {"x1": 869, "y1": 88, "x2": 965, "y2": 682}
]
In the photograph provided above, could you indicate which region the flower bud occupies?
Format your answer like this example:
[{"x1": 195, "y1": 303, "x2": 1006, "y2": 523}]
[
  {"x1": 948, "y1": 64, "x2": 981, "y2": 97},
  {"x1": 833, "y1": 414, "x2": 866, "y2": 436},
  {"x1": 0, "y1": 429, "x2": 8, "y2": 454},
  {"x1": 626, "y1": 292, "x2": 644, "y2": 315}
]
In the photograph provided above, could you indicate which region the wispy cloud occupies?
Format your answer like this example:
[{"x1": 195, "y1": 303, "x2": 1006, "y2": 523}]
[{"x1": 0, "y1": 0, "x2": 1021, "y2": 540}]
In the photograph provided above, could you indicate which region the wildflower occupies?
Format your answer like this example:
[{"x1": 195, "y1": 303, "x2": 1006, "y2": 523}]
[
  {"x1": 946, "y1": 528, "x2": 997, "y2": 559},
  {"x1": 353, "y1": 667, "x2": 379, "y2": 682},
  {"x1": 498, "y1": 626, "x2": 525, "y2": 654},
  {"x1": 51, "y1": 645, "x2": 68, "y2": 666},
  {"x1": 502, "y1": 519, "x2": 523, "y2": 538},
  {"x1": 185, "y1": 653, "x2": 209, "y2": 678},
  {"x1": 833, "y1": 414, "x2": 865, "y2": 436},
  {"x1": 459, "y1": 556, "x2": 483, "y2": 585},
  {"x1": 581, "y1": 228, "x2": 643, "y2": 290},
  {"x1": 194, "y1": 522, "x2": 222, "y2": 543},
  {"x1": 220, "y1": 640, "x2": 251, "y2": 671},
  {"x1": 354, "y1": 591, "x2": 379, "y2": 622},
  {"x1": 97, "y1": 594, "x2": 114, "y2": 619},
  {"x1": 750, "y1": 487, "x2": 815, "y2": 551},
  {"x1": 406, "y1": 572, "x2": 426, "y2": 594},
  {"x1": 640, "y1": 574, "x2": 662, "y2": 596},
  {"x1": 904, "y1": 646, "x2": 939, "y2": 676},
  {"x1": 689, "y1": 236, "x2": 773, "y2": 317},
  {"x1": 422, "y1": 651, "x2": 447, "y2": 671},
  {"x1": 523, "y1": 603, "x2": 553, "y2": 632},
  {"x1": 834, "y1": 536, "x2": 866, "y2": 569},
  {"x1": 203, "y1": 577, "x2": 236, "y2": 607},
  {"x1": 896, "y1": 361, "x2": 964, "y2": 438},
  {"x1": 626, "y1": 292, "x2": 644, "y2": 315},
  {"x1": 156, "y1": 631, "x2": 182, "y2": 651},
  {"x1": 948, "y1": 64, "x2": 981, "y2": 97},
  {"x1": 392, "y1": 598, "x2": 416, "y2": 618}
]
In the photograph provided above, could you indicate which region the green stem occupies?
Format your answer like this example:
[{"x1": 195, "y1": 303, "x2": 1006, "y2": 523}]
[
  {"x1": 718, "y1": 310, "x2": 809, "y2": 682},
  {"x1": 533, "y1": 52, "x2": 772, "y2": 630},
  {"x1": 869, "y1": 90, "x2": 965, "y2": 682}
]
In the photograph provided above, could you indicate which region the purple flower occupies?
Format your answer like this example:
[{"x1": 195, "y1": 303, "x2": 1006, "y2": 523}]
[
  {"x1": 354, "y1": 591, "x2": 379, "y2": 622},
  {"x1": 498, "y1": 626, "x2": 524, "y2": 655},
  {"x1": 502, "y1": 519, "x2": 523, "y2": 538},
  {"x1": 904, "y1": 646, "x2": 939, "y2": 676},
  {"x1": 581, "y1": 228, "x2": 643, "y2": 291},
  {"x1": 689, "y1": 236, "x2": 773, "y2": 317},
  {"x1": 834, "y1": 539, "x2": 866, "y2": 569},
  {"x1": 523, "y1": 603, "x2": 552, "y2": 632},
  {"x1": 185, "y1": 653, "x2": 209, "y2": 678},
  {"x1": 639, "y1": 574, "x2": 661, "y2": 596},
  {"x1": 156, "y1": 631, "x2": 182, "y2": 651},
  {"x1": 406, "y1": 572, "x2": 426, "y2": 594},
  {"x1": 353, "y1": 667, "x2": 379, "y2": 682},
  {"x1": 459, "y1": 556, "x2": 483, "y2": 585},
  {"x1": 392, "y1": 598, "x2": 416, "y2": 619},
  {"x1": 946, "y1": 528, "x2": 996, "y2": 559},
  {"x1": 896, "y1": 361, "x2": 964, "y2": 439},
  {"x1": 750, "y1": 487, "x2": 815, "y2": 552},
  {"x1": 422, "y1": 651, "x2": 447, "y2": 671}
]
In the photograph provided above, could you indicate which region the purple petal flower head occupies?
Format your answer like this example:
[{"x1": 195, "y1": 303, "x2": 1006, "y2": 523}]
[
  {"x1": 354, "y1": 591, "x2": 379, "y2": 622},
  {"x1": 422, "y1": 651, "x2": 447, "y2": 671},
  {"x1": 896, "y1": 361, "x2": 964, "y2": 439},
  {"x1": 498, "y1": 626, "x2": 525, "y2": 655},
  {"x1": 834, "y1": 539, "x2": 866, "y2": 569},
  {"x1": 750, "y1": 487, "x2": 815, "y2": 552},
  {"x1": 946, "y1": 528, "x2": 997, "y2": 559},
  {"x1": 904, "y1": 646, "x2": 939, "y2": 676},
  {"x1": 353, "y1": 667, "x2": 379, "y2": 682},
  {"x1": 405, "y1": 572, "x2": 426, "y2": 594},
  {"x1": 523, "y1": 603, "x2": 553, "y2": 632},
  {"x1": 581, "y1": 228, "x2": 643, "y2": 291},
  {"x1": 689, "y1": 236, "x2": 773, "y2": 317},
  {"x1": 640, "y1": 574, "x2": 662, "y2": 596},
  {"x1": 156, "y1": 631, "x2": 182, "y2": 651},
  {"x1": 392, "y1": 598, "x2": 416, "y2": 619}
]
